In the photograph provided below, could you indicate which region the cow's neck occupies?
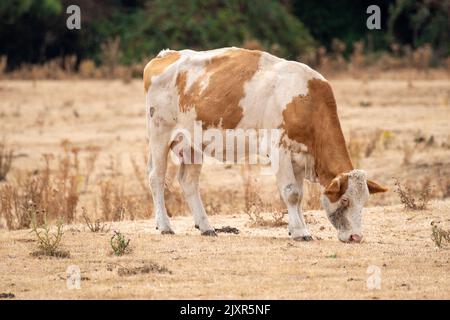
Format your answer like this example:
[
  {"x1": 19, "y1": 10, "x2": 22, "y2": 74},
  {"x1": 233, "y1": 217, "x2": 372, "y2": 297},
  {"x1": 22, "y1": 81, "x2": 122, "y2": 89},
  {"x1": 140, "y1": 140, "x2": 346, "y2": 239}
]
[
  {"x1": 309, "y1": 85, "x2": 353, "y2": 188},
  {"x1": 311, "y1": 129, "x2": 354, "y2": 188},
  {"x1": 281, "y1": 78, "x2": 354, "y2": 188}
]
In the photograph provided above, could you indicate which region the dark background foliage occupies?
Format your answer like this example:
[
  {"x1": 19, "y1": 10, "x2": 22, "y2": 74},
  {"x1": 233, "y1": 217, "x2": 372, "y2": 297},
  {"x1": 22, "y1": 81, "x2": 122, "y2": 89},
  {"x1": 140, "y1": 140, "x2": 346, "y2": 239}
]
[{"x1": 0, "y1": 0, "x2": 448, "y2": 70}]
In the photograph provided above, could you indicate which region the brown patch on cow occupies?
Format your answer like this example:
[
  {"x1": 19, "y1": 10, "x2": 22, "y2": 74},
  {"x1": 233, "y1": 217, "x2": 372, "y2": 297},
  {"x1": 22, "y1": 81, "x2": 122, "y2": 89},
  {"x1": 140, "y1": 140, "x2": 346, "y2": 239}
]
[
  {"x1": 176, "y1": 49, "x2": 261, "y2": 129},
  {"x1": 143, "y1": 52, "x2": 180, "y2": 92},
  {"x1": 281, "y1": 78, "x2": 354, "y2": 188},
  {"x1": 324, "y1": 174, "x2": 349, "y2": 202}
]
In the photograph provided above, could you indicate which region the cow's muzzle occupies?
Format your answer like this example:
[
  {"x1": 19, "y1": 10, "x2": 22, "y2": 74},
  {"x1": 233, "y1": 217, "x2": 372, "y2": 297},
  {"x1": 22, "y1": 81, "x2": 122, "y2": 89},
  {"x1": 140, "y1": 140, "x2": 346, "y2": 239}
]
[{"x1": 347, "y1": 234, "x2": 363, "y2": 243}]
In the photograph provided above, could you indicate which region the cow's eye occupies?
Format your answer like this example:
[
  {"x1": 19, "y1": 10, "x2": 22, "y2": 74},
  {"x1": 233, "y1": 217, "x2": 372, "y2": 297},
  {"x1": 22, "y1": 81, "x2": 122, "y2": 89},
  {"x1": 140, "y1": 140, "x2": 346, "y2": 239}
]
[{"x1": 340, "y1": 197, "x2": 349, "y2": 208}]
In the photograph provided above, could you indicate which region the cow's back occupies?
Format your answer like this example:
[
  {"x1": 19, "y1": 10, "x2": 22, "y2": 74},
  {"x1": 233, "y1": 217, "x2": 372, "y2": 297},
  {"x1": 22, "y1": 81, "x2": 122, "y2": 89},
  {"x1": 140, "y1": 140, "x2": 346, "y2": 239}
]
[{"x1": 144, "y1": 47, "x2": 325, "y2": 131}]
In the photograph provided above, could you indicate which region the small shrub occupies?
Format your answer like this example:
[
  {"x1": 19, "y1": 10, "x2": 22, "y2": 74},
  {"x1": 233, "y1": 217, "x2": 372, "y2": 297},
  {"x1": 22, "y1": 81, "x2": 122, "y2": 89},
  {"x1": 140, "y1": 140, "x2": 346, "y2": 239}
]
[
  {"x1": 110, "y1": 231, "x2": 131, "y2": 256},
  {"x1": 431, "y1": 221, "x2": 450, "y2": 248},
  {"x1": 394, "y1": 179, "x2": 431, "y2": 210},
  {"x1": 81, "y1": 207, "x2": 109, "y2": 233},
  {"x1": 29, "y1": 212, "x2": 69, "y2": 258}
]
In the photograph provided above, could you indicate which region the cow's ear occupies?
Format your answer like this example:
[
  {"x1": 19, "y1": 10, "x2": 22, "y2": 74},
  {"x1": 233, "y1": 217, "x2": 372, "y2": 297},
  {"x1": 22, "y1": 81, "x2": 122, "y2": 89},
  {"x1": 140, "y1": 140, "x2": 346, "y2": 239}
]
[
  {"x1": 325, "y1": 178, "x2": 341, "y2": 195},
  {"x1": 324, "y1": 175, "x2": 349, "y2": 202},
  {"x1": 367, "y1": 180, "x2": 388, "y2": 194}
]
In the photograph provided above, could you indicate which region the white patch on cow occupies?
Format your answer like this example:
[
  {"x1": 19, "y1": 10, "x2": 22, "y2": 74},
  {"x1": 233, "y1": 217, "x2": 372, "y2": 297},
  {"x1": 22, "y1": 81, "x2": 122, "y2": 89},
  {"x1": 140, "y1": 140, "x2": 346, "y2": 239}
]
[
  {"x1": 177, "y1": 48, "x2": 230, "y2": 94},
  {"x1": 174, "y1": 105, "x2": 197, "y2": 131},
  {"x1": 238, "y1": 52, "x2": 279, "y2": 129},
  {"x1": 239, "y1": 51, "x2": 325, "y2": 130}
]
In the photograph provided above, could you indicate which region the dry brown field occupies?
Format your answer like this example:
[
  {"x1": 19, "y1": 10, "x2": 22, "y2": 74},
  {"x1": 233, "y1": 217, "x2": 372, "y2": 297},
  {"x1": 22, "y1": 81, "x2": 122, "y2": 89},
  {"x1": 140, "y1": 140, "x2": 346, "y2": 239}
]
[{"x1": 0, "y1": 71, "x2": 449, "y2": 299}]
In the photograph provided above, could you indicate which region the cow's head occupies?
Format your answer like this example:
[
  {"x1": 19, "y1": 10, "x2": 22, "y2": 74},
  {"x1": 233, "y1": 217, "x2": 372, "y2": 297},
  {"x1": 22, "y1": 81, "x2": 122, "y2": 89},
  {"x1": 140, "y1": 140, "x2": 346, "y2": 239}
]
[{"x1": 320, "y1": 169, "x2": 387, "y2": 243}]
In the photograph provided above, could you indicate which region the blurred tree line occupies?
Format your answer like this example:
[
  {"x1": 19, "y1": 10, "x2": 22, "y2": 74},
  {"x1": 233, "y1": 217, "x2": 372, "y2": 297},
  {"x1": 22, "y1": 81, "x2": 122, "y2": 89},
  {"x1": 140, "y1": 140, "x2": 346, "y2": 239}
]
[{"x1": 0, "y1": 0, "x2": 448, "y2": 70}]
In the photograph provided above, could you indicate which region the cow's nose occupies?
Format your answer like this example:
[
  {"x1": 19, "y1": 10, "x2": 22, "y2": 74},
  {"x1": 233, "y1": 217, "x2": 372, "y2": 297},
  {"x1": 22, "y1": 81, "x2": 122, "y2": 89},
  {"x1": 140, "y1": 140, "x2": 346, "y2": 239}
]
[{"x1": 349, "y1": 234, "x2": 362, "y2": 243}]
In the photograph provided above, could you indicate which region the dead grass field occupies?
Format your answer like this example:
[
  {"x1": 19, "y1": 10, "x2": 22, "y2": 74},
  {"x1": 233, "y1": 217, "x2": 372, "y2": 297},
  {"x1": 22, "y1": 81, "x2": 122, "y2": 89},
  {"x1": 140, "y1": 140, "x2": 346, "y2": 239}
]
[
  {"x1": 1, "y1": 202, "x2": 450, "y2": 299},
  {"x1": 0, "y1": 73, "x2": 450, "y2": 299}
]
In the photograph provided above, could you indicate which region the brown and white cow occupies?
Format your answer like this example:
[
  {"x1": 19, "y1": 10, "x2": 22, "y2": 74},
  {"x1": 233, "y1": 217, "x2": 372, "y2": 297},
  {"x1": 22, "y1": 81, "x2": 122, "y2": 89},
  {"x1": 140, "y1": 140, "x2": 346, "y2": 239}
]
[{"x1": 144, "y1": 47, "x2": 387, "y2": 242}]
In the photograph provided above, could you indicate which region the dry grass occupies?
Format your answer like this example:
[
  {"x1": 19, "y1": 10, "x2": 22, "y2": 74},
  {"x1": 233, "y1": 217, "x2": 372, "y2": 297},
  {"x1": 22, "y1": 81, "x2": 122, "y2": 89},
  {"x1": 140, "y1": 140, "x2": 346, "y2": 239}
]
[
  {"x1": 347, "y1": 129, "x2": 384, "y2": 168},
  {"x1": 2, "y1": 41, "x2": 449, "y2": 82},
  {"x1": 394, "y1": 179, "x2": 432, "y2": 211},
  {"x1": 0, "y1": 142, "x2": 156, "y2": 230},
  {"x1": 99, "y1": 180, "x2": 125, "y2": 221},
  {"x1": 241, "y1": 165, "x2": 286, "y2": 227},
  {"x1": 0, "y1": 148, "x2": 81, "y2": 229},
  {"x1": 81, "y1": 207, "x2": 110, "y2": 233},
  {"x1": 302, "y1": 180, "x2": 322, "y2": 210},
  {"x1": 1, "y1": 201, "x2": 450, "y2": 299},
  {"x1": 347, "y1": 131, "x2": 363, "y2": 168},
  {"x1": 435, "y1": 168, "x2": 450, "y2": 199},
  {"x1": 0, "y1": 76, "x2": 450, "y2": 298},
  {"x1": 402, "y1": 143, "x2": 415, "y2": 166},
  {"x1": 0, "y1": 138, "x2": 13, "y2": 181},
  {"x1": 365, "y1": 129, "x2": 383, "y2": 158},
  {"x1": 115, "y1": 261, "x2": 172, "y2": 276},
  {"x1": 81, "y1": 145, "x2": 100, "y2": 193}
]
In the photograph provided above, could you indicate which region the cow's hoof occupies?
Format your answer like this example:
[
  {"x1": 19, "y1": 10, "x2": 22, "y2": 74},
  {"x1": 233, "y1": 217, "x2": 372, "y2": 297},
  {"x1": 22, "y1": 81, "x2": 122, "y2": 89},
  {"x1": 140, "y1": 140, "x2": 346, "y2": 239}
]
[
  {"x1": 201, "y1": 230, "x2": 218, "y2": 237},
  {"x1": 194, "y1": 224, "x2": 200, "y2": 229},
  {"x1": 293, "y1": 235, "x2": 313, "y2": 241},
  {"x1": 161, "y1": 229, "x2": 175, "y2": 235}
]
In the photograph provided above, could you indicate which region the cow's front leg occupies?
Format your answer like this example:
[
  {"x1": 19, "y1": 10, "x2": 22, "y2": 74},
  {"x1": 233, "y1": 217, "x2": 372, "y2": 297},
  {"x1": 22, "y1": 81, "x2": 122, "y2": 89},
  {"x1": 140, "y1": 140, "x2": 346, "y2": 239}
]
[
  {"x1": 178, "y1": 162, "x2": 216, "y2": 236},
  {"x1": 274, "y1": 148, "x2": 312, "y2": 241}
]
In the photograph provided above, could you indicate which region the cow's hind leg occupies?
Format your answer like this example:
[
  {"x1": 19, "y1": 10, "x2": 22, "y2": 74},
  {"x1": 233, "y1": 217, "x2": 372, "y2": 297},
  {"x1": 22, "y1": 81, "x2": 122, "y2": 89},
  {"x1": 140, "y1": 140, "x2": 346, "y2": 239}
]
[
  {"x1": 274, "y1": 148, "x2": 312, "y2": 241},
  {"x1": 148, "y1": 136, "x2": 174, "y2": 234},
  {"x1": 178, "y1": 162, "x2": 216, "y2": 236}
]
